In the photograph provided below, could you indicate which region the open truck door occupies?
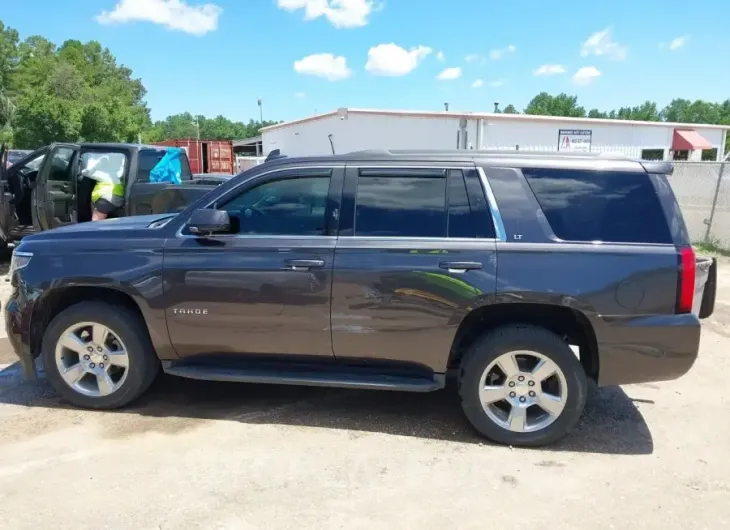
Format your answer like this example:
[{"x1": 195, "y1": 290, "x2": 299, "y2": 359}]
[{"x1": 32, "y1": 143, "x2": 79, "y2": 232}]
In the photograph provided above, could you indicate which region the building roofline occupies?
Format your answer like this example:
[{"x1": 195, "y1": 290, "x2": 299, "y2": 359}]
[
  {"x1": 259, "y1": 110, "x2": 340, "y2": 132},
  {"x1": 260, "y1": 107, "x2": 730, "y2": 132},
  {"x1": 232, "y1": 136, "x2": 262, "y2": 147}
]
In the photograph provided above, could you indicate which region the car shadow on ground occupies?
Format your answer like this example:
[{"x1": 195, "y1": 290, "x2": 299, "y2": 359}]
[{"x1": 0, "y1": 361, "x2": 653, "y2": 455}]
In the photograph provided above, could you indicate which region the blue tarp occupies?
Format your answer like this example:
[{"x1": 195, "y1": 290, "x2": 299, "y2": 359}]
[{"x1": 149, "y1": 147, "x2": 183, "y2": 185}]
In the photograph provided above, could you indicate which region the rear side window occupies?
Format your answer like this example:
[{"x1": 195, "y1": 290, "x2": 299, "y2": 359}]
[
  {"x1": 137, "y1": 149, "x2": 192, "y2": 182},
  {"x1": 448, "y1": 169, "x2": 496, "y2": 239},
  {"x1": 523, "y1": 168, "x2": 672, "y2": 244},
  {"x1": 355, "y1": 172, "x2": 447, "y2": 237}
]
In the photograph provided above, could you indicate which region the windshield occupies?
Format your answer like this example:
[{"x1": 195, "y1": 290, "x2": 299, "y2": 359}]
[{"x1": 7, "y1": 150, "x2": 32, "y2": 166}]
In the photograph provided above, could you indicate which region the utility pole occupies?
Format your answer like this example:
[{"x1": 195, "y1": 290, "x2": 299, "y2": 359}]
[{"x1": 192, "y1": 117, "x2": 202, "y2": 173}]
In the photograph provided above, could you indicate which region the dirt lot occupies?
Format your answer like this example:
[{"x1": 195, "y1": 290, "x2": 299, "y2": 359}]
[{"x1": 0, "y1": 258, "x2": 729, "y2": 530}]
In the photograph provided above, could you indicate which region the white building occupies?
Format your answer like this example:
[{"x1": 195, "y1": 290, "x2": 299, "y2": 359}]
[{"x1": 261, "y1": 108, "x2": 729, "y2": 162}]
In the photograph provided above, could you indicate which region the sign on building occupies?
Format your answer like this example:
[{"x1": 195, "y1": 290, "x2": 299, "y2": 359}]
[{"x1": 558, "y1": 129, "x2": 592, "y2": 152}]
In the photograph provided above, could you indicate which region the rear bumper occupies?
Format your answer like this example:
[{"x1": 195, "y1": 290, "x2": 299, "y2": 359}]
[{"x1": 596, "y1": 313, "x2": 701, "y2": 387}]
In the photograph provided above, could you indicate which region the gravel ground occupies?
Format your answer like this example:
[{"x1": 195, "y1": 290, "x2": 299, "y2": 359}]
[{"x1": 0, "y1": 256, "x2": 729, "y2": 529}]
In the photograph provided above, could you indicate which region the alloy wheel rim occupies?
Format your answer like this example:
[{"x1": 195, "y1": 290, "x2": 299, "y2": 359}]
[
  {"x1": 54, "y1": 322, "x2": 130, "y2": 398},
  {"x1": 478, "y1": 350, "x2": 568, "y2": 433}
]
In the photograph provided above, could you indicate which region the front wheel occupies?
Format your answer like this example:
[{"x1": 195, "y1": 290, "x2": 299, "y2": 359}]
[
  {"x1": 459, "y1": 325, "x2": 588, "y2": 447},
  {"x1": 42, "y1": 302, "x2": 159, "y2": 409}
]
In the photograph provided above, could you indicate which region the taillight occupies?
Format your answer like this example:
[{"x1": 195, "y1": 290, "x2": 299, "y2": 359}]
[{"x1": 677, "y1": 246, "x2": 696, "y2": 314}]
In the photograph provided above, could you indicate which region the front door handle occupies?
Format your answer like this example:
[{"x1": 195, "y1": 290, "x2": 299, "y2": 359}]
[
  {"x1": 439, "y1": 261, "x2": 483, "y2": 272},
  {"x1": 285, "y1": 259, "x2": 325, "y2": 271}
]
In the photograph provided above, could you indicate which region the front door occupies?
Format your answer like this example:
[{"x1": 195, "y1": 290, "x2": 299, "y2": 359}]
[
  {"x1": 163, "y1": 166, "x2": 343, "y2": 359},
  {"x1": 34, "y1": 144, "x2": 79, "y2": 231}
]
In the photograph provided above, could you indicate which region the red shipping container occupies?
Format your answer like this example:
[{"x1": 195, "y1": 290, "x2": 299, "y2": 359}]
[{"x1": 154, "y1": 138, "x2": 234, "y2": 175}]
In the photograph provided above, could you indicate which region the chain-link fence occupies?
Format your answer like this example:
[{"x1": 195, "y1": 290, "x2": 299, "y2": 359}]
[{"x1": 669, "y1": 161, "x2": 729, "y2": 248}]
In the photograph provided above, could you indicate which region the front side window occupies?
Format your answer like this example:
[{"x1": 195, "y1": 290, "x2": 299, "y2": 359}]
[
  {"x1": 524, "y1": 168, "x2": 672, "y2": 244},
  {"x1": 354, "y1": 173, "x2": 447, "y2": 237},
  {"x1": 220, "y1": 176, "x2": 330, "y2": 236}
]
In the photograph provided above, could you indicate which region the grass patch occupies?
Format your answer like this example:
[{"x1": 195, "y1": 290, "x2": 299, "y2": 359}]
[{"x1": 694, "y1": 239, "x2": 730, "y2": 257}]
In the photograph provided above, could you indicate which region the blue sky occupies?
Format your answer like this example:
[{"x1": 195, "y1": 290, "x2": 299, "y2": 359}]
[{"x1": 3, "y1": 0, "x2": 730, "y2": 123}]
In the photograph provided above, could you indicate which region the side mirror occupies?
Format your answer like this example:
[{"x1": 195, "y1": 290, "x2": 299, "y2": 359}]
[{"x1": 187, "y1": 209, "x2": 231, "y2": 235}]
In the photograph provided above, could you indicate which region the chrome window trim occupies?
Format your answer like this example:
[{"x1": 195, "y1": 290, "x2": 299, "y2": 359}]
[
  {"x1": 476, "y1": 166, "x2": 507, "y2": 242},
  {"x1": 174, "y1": 163, "x2": 506, "y2": 242}
]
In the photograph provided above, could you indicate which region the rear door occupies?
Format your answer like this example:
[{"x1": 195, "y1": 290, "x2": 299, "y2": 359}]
[
  {"x1": 34, "y1": 143, "x2": 79, "y2": 231},
  {"x1": 330, "y1": 163, "x2": 499, "y2": 374}
]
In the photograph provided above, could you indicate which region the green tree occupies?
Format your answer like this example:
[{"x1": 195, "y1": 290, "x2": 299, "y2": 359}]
[
  {"x1": 502, "y1": 104, "x2": 518, "y2": 114},
  {"x1": 524, "y1": 92, "x2": 586, "y2": 117},
  {"x1": 7, "y1": 29, "x2": 151, "y2": 148},
  {"x1": 588, "y1": 109, "x2": 607, "y2": 119},
  {"x1": 614, "y1": 101, "x2": 660, "y2": 121},
  {"x1": 144, "y1": 112, "x2": 279, "y2": 142}
]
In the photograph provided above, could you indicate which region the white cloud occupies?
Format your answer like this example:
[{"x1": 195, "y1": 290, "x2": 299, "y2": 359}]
[
  {"x1": 472, "y1": 79, "x2": 483, "y2": 88},
  {"x1": 580, "y1": 27, "x2": 627, "y2": 60},
  {"x1": 572, "y1": 66, "x2": 601, "y2": 86},
  {"x1": 96, "y1": 0, "x2": 222, "y2": 36},
  {"x1": 465, "y1": 53, "x2": 481, "y2": 63},
  {"x1": 436, "y1": 51, "x2": 445, "y2": 62},
  {"x1": 437, "y1": 67, "x2": 462, "y2": 80},
  {"x1": 489, "y1": 79, "x2": 506, "y2": 87},
  {"x1": 294, "y1": 53, "x2": 352, "y2": 81},
  {"x1": 489, "y1": 44, "x2": 516, "y2": 61},
  {"x1": 365, "y1": 43, "x2": 432, "y2": 76},
  {"x1": 277, "y1": 0, "x2": 379, "y2": 28},
  {"x1": 295, "y1": 92, "x2": 306, "y2": 98},
  {"x1": 533, "y1": 64, "x2": 566, "y2": 76},
  {"x1": 669, "y1": 35, "x2": 689, "y2": 50}
]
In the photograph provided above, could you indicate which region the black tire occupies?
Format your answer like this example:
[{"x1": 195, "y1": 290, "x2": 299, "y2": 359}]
[
  {"x1": 42, "y1": 301, "x2": 160, "y2": 409},
  {"x1": 459, "y1": 325, "x2": 588, "y2": 447}
]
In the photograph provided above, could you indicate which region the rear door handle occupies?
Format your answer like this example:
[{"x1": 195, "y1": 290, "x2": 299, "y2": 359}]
[
  {"x1": 439, "y1": 261, "x2": 483, "y2": 272},
  {"x1": 285, "y1": 259, "x2": 325, "y2": 271}
]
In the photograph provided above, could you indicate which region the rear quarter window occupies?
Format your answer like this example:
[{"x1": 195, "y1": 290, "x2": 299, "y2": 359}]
[
  {"x1": 523, "y1": 168, "x2": 673, "y2": 244},
  {"x1": 137, "y1": 149, "x2": 192, "y2": 182}
]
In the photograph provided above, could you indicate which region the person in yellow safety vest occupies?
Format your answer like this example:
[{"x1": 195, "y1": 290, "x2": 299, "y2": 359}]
[{"x1": 81, "y1": 154, "x2": 125, "y2": 221}]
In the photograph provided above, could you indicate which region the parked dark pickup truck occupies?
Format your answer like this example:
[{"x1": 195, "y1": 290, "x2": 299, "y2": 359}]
[
  {"x1": 0, "y1": 143, "x2": 231, "y2": 247},
  {"x1": 4, "y1": 149, "x2": 717, "y2": 447}
]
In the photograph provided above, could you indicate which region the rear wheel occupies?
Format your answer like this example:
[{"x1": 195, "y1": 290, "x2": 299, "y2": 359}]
[
  {"x1": 459, "y1": 325, "x2": 588, "y2": 447},
  {"x1": 42, "y1": 302, "x2": 159, "y2": 409}
]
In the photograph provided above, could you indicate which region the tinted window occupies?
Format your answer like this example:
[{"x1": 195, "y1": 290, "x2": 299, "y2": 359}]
[
  {"x1": 355, "y1": 174, "x2": 447, "y2": 237},
  {"x1": 137, "y1": 149, "x2": 192, "y2": 182},
  {"x1": 221, "y1": 176, "x2": 330, "y2": 236},
  {"x1": 447, "y1": 169, "x2": 496, "y2": 239},
  {"x1": 47, "y1": 147, "x2": 76, "y2": 182},
  {"x1": 523, "y1": 168, "x2": 672, "y2": 244}
]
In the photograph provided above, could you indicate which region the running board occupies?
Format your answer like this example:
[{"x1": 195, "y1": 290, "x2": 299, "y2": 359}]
[{"x1": 162, "y1": 361, "x2": 444, "y2": 392}]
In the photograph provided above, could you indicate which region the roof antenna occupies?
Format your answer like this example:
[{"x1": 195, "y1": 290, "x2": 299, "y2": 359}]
[{"x1": 328, "y1": 134, "x2": 336, "y2": 154}]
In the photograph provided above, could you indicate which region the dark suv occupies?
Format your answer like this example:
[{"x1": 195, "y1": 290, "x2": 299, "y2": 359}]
[{"x1": 4, "y1": 150, "x2": 716, "y2": 446}]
